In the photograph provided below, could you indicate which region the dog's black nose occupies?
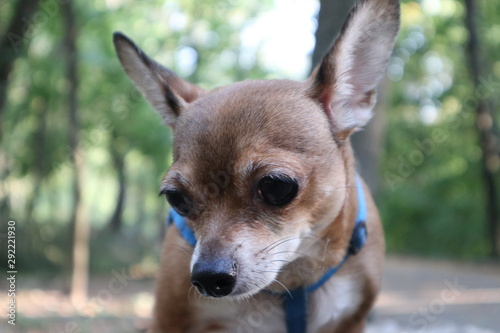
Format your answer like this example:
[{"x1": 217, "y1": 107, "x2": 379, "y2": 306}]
[{"x1": 191, "y1": 259, "x2": 237, "y2": 297}]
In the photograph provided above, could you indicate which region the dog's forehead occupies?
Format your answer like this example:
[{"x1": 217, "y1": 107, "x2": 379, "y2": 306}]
[{"x1": 173, "y1": 79, "x2": 331, "y2": 165}]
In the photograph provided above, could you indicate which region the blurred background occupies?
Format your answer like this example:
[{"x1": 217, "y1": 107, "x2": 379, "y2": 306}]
[{"x1": 0, "y1": 0, "x2": 499, "y2": 332}]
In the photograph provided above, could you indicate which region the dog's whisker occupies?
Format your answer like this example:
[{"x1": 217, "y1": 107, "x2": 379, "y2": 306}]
[
  {"x1": 260, "y1": 236, "x2": 300, "y2": 254},
  {"x1": 187, "y1": 285, "x2": 198, "y2": 305},
  {"x1": 164, "y1": 244, "x2": 194, "y2": 256},
  {"x1": 249, "y1": 278, "x2": 268, "y2": 292},
  {"x1": 269, "y1": 259, "x2": 293, "y2": 264},
  {"x1": 262, "y1": 258, "x2": 316, "y2": 275},
  {"x1": 321, "y1": 238, "x2": 330, "y2": 262},
  {"x1": 255, "y1": 269, "x2": 282, "y2": 274},
  {"x1": 299, "y1": 233, "x2": 321, "y2": 239},
  {"x1": 268, "y1": 259, "x2": 313, "y2": 272},
  {"x1": 252, "y1": 275, "x2": 275, "y2": 293},
  {"x1": 232, "y1": 240, "x2": 245, "y2": 255},
  {"x1": 272, "y1": 279, "x2": 293, "y2": 298},
  {"x1": 268, "y1": 249, "x2": 310, "y2": 258}
]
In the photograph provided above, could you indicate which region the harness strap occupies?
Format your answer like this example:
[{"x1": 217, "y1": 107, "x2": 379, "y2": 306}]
[
  {"x1": 168, "y1": 208, "x2": 197, "y2": 247},
  {"x1": 166, "y1": 176, "x2": 368, "y2": 333},
  {"x1": 283, "y1": 288, "x2": 307, "y2": 333},
  {"x1": 278, "y1": 176, "x2": 367, "y2": 333}
]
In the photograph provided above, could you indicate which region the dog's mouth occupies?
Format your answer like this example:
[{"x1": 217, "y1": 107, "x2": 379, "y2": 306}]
[
  {"x1": 190, "y1": 233, "x2": 305, "y2": 299},
  {"x1": 189, "y1": 261, "x2": 277, "y2": 299},
  {"x1": 189, "y1": 253, "x2": 294, "y2": 299}
]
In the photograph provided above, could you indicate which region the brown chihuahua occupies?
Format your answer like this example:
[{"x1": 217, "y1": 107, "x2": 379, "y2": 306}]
[{"x1": 113, "y1": 0, "x2": 399, "y2": 331}]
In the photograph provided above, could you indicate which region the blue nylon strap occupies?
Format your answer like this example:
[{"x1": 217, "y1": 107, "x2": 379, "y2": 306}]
[
  {"x1": 289, "y1": 176, "x2": 367, "y2": 296},
  {"x1": 165, "y1": 175, "x2": 368, "y2": 333},
  {"x1": 305, "y1": 254, "x2": 349, "y2": 294},
  {"x1": 355, "y1": 176, "x2": 367, "y2": 223},
  {"x1": 350, "y1": 176, "x2": 367, "y2": 255},
  {"x1": 267, "y1": 176, "x2": 368, "y2": 333},
  {"x1": 167, "y1": 209, "x2": 197, "y2": 247},
  {"x1": 283, "y1": 288, "x2": 307, "y2": 333}
]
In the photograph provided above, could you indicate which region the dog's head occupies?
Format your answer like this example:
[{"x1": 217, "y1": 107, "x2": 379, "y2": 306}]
[{"x1": 114, "y1": 0, "x2": 399, "y2": 299}]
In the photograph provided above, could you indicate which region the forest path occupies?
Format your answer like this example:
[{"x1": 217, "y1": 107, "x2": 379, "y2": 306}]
[
  {"x1": 368, "y1": 256, "x2": 500, "y2": 332},
  {"x1": 1, "y1": 255, "x2": 499, "y2": 332}
]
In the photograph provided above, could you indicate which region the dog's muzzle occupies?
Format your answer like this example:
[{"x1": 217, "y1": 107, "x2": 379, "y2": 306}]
[{"x1": 190, "y1": 258, "x2": 237, "y2": 297}]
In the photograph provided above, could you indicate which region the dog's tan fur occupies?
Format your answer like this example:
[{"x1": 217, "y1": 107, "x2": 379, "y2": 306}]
[{"x1": 114, "y1": 0, "x2": 399, "y2": 331}]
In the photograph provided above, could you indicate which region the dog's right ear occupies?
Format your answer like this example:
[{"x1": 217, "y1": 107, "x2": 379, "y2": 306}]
[
  {"x1": 308, "y1": 0, "x2": 400, "y2": 140},
  {"x1": 113, "y1": 32, "x2": 204, "y2": 129}
]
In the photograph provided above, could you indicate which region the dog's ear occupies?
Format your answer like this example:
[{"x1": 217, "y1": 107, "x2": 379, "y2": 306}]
[
  {"x1": 113, "y1": 32, "x2": 204, "y2": 128},
  {"x1": 308, "y1": 0, "x2": 400, "y2": 139}
]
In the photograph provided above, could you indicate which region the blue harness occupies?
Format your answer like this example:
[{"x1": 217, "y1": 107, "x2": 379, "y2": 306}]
[{"x1": 167, "y1": 177, "x2": 368, "y2": 333}]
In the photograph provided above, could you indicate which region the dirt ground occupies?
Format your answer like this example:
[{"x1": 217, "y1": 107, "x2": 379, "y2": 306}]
[
  {"x1": 369, "y1": 256, "x2": 500, "y2": 333},
  {"x1": 1, "y1": 256, "x2": 499, "y2": 332}
]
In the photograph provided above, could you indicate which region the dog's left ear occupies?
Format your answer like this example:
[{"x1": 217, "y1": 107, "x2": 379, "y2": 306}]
[
  {"x1": 113, "y1": 32, "x2": 204, "y2": 129},
  {"x1": 308, "y1": 0, "x2": 400, "y2": 139}
]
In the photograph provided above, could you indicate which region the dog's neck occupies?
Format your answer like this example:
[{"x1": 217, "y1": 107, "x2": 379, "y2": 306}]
[{"x1": 271, "y1": 142, "x2": 360, "y2": 291}]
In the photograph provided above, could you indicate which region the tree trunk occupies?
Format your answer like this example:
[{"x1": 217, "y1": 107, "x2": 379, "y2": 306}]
[
  {"x1": 464, "y1": 0, "x2": 500, "y2": 257},
  {"x1": 0, "y1": 0, "x2": 40, "y2": 139},
  {"x1": 0, "y1": 154, "x2": 11, "y2": 220},
  {"x1": 312, "y1": 0, "x2": 385, "y2": 194},
  {"x1": 62, "y1": 1, "x2": 90, "y2": 304},
  {"x1": 25, "y1": 97, "x2": 48, "y2": 247},
  {"x1": 108, "y1": 142, "x2": 126, "y2": 232},
  {"x1": 0, "y1": 0, "x2": 40, "y2": 223},
  {"x1": 311, "y1": 0, "x2": 355, "y2": 69}
]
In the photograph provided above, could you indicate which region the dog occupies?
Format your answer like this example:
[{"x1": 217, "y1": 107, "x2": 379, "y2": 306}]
[{"x1": 113, "y1": 0, "x2": 399, "y2": 331}]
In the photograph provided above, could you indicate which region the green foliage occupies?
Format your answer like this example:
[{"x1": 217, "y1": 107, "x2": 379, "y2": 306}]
[
  {"x1": 1, "y1": 0, "x2": 499, "y2": 279},
  {"x1": 1, "y1": 0, "x2": 275, "y2": 276},
  {"x1": 380, "y1": 0, "x2": 499, "y2": 258}
]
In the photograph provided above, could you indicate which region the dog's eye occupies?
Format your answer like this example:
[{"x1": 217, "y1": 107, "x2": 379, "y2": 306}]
[
  {"x1": 257, "y1": 175, "x2": 299, "y2": 206},
  {"x1": 162, "y1": 189, "x2": 194, "y2": 217}
]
